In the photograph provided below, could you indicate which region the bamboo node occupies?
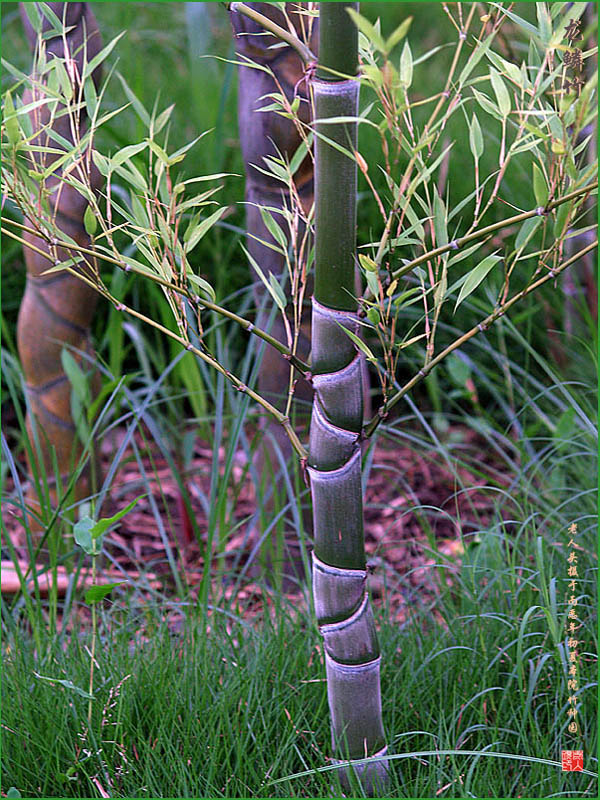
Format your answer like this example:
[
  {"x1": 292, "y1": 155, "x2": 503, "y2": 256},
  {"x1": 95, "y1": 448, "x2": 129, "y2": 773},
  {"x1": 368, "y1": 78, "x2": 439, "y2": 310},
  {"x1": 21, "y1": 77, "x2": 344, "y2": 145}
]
[
  {"x1": 478, "y1": 322, "x2": 488, "y2": 332},
  {"x1": 442, "y1": 90, "x2": 451, "y2": 99},
  {"x1": 449, "y1": 240, "x2": 459, "y2": 250},
  {"x1": 115, "y1": 303, "x2": 125, "y2": 312},
  {"x1": 535, "y1": 206, "x2": 547, "y2": 216},
  {"x1": 459, "y1": 30, "x2": 467, "y2": 40},
  {"x1": 236, "y1": 383, "x2": 247, "y2": 392},
  {"x1": 246, "y1": 322, "x2": 254, "y2": 333}
]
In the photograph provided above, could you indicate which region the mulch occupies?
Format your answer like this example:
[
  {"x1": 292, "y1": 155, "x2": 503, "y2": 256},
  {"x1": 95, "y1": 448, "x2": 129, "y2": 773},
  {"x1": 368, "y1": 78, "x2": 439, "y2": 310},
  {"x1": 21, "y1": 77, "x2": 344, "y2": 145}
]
[{"x1": 3, "y1": 420, "x2": 509, "y2": 626}]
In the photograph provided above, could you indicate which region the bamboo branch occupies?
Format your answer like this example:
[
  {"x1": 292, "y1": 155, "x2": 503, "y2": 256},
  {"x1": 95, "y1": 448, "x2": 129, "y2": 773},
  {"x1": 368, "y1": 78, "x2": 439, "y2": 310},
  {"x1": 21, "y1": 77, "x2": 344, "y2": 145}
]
[
  {"x1": 363, "y1": 239, "x2": 598, "y2": 438},
  {"x1": 0, "y1": 217, "x2": 310, "y2": 375},
  {"x1": 229, "y1": 2, "x2": 316, "y2": 65},
  {"x1": 366, "y1": 180, "x2": 597, "y2": 297}
]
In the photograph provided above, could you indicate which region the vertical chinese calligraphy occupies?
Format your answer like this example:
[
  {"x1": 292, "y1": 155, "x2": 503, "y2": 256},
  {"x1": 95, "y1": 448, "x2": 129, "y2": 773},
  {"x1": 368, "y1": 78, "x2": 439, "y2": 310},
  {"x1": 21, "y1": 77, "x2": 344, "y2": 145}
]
[
  {"x1": 563, "y1": 17, "x2": 585, "y2": 96},
  {"x1": 562, "y1": 521, "x2": 583, "y2": 772}
]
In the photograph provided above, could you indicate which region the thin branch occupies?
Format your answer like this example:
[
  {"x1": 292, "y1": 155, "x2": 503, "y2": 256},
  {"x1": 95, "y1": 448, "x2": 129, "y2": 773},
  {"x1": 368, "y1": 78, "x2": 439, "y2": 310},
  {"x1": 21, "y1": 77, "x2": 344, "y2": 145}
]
[
  {"x1": 363, "y1": 239, "x2": 598, "y2": 438},
  {"x1": 229, "y1": 2, "x2": 317, "y2": 65},
  {"x1": 0, "y1": 217, "x2": 310, "y2": 375}
]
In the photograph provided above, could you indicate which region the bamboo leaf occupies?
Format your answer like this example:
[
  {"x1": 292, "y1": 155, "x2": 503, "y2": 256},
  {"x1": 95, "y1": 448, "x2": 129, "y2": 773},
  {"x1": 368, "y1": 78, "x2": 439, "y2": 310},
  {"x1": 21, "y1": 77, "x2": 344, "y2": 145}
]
[
  {"x1": 335, "y1": 322, "x2": 377, "y2": 362},
  {"x1": 472, "y1": 88, "x2": 503, "y2": 121},
  {"x1": 346, "y1": 8, "x2": 386, "y2": 54},
  {"x1": 515, "y1": 216, "x2": 542, "y2": 250},
  {"x1": 358, "y1": 254, "x2": 378, "y2": 272},
  {"x1": 83, "y1": 32, "x2": 126, "y2": 81},
  {"x1": 154, "y1": 104, "x2": 175, "y2": 135},
  {"x1": 468, "y1": 113, "x2": 483, "y2": 160},
  {"x1": 458, "y1": 32, "x2": 494, "y2": 85},
  {"x1": 400, "y1": 41, "x2": 413, "y2": 88},
  {"x1": 61, "y1": 350, "x2": 89, "y2": 405},
  {"x1": 4, "y1": 91, "x2": 21, "y2": 147},
  {"x1": 433, "y1": 190, "x2": 447, "y2": 247},
  {"x1": 112, "y1": 141, "x2": 147, "y2": 167},
  {"x1": 489, "y1": 69, "x2": 510, "y2": 117},
  {"x1": 491, "y1": 4, "x2": 540, "y2": 39},
  {"x1": 184, "y1": 206, "x2": 227, "y2": 254},
  {"x1": 242, "y1": 244, "x2": 288, "y2": 312},
  {"x1": 454, "y1": 254, "x2": 502, "y2": 311},
  {"x1": 117, "y1": 73, "x2": 150, "y2": 126},
  {"x1": 83, "y1": 205, "x2": 97, "y2": 237},
  {"x1": 260, "y1": 208, "x2": 288, "y2": 250},
  {"x1": 268, "y1": 272, "x2": 287, "y2": 310},
  {"x1": 385, "y1": 17, "x2": 412, "y2": 52},
  {"x1": 532, "y1": 164, "x2": 549, "y2": 207},
  {"x1": 187, "y1": 271, "x2": 216, "y2": 302}
]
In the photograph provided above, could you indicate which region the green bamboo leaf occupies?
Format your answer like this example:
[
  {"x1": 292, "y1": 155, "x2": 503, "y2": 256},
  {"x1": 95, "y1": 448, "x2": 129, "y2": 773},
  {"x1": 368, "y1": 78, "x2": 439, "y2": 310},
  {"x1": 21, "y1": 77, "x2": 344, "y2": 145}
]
[
  {"x1": 184, "y1": 206, "x2": 227, "y2": 254},
  {"x1": 117, "y1": 73, "x2": 150, "y2": 126},
  {"x1": 187, "y1": 272, "x2": 216, "y2": 303},
  {"x1": 366, "y1": 307, "x2": 380, "y2": 325},
  {"x1": 489, "y1": 69, "x2": 510, "y2": 117},
  {"x1": 268, "y1": 272, "x2": 287, "y2": 311},
  {"x1": 33, "y1": 673, "x2": 94, "y2": 700},
  {"x1": 4, "y1": 91, "x2": 21, "y2": 147},
  {"x1": 83, "y1": 205, "x2": 97, "y2": 237},
  {"x1": 532, "y1": 164, "x2": 549, "y2": 207},
  {"x1": 73, "y1": 517, "x2": 95, "y2": 556},
  {"x1": 485, "y1": 51, "x2": 523, "y2": 87},
  {"x1": 433, "y1": 190, "x2": 447, "y2": 247},
  {"x1": 385, "y1": 16, "x2": 412, "y2": 52},
  {"x1": 468, "y1": 113, "x2": 483, "y2": 160},
  {"x1": 154, "y1": 104, "x2": 175, "y2": 136},
  {"x1": 491, "y1": 4, "x2": 540, "y2": 39},
  {"x1": 335, "y1": 322, "x2": 377, "y2": 363},
  {"x1": 400, "y1": 41, "x2": 413, "y2": 88},
  {"x1": 85, "y1": 582, "x2": 127, "y2": 605},
  {"x1": 146, "y1": 138, "x2": 170, "y2": 165},
  {"x1": 91, "y1": 149, "x2": 111, "y2": 177},
  {"x1": 458, "y1": 32, "x2": 494, "y2": 85},
  {"x1": 515, "y1": 216, "x2": 542, "y2": 250},
  {"x1": 346, "y1": 8, "x2": 386, "y2": 54},
  {"x1": 242, "y1": 244, "x2": 288, "y2": 312},
  {"x1": 454, "y1": 254, "x2": 502, "y2": 312},
  {"x1": 6, "y1": 788, "x2": 21, "y2": 798},
  {"x1": 22, "y1": 2, "x2": 42, "y2": 34},
  {"x1": 112, "y1": 141, "x2": 147, "y2": 167},
  {"x1": 472, "y1": 88, "x2": 503, "y2": 121},
  {"x1": 83, "y1": 31, "x2": 126, "y2": 81},
  {"x1": 260, "y1": 207, "x2": 288, "y2": 250},
  {"x1": 61, "y1": 350, "x2": 89, "y2": 404},
  {"x1": 358, "y1": 254, "x2": 378, "y2": 272},
  {"x1": 536, "y1": 3, "x2": 552, "y2": 45},
  {"x1": 83, "y1": 77, "x2": 98, "y2": 119},
  {"x1": 289, "y1": 133, "x2": 312, "y2": 176},
  {"x1": 89, "y1": 496, "x2": 144, "y2": 541},
  {"x1": 448, "y1": 240, "x2": 484, "y2": 266},
  {"x1": 554, "y1": 203, "x2": 570, "y2": 237}
]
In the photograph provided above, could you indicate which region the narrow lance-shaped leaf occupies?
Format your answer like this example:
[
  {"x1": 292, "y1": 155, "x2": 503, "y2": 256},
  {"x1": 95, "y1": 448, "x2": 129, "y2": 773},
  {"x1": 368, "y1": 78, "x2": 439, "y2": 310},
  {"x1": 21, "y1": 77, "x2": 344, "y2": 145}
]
[
  {"x1": 469, "y1": 113, "x2": 483, "y2": 160},
  {"x1": 454, "y1": 253, "x2": 502, "y2": 311}
]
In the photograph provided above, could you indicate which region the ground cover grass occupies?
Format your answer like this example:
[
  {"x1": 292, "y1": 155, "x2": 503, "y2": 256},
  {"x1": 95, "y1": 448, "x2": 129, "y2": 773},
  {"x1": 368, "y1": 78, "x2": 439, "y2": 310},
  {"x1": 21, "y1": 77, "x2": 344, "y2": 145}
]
[{"x1": 1, "y1": 3, "x2": 597, "y2": 797}]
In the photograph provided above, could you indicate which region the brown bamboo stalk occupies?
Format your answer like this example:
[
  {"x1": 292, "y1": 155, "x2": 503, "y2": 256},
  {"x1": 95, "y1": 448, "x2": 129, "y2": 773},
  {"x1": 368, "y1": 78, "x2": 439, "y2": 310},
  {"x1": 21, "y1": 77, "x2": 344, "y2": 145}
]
[{"x1": 17, "y1": 2, "x2": 103, "y2": 537}]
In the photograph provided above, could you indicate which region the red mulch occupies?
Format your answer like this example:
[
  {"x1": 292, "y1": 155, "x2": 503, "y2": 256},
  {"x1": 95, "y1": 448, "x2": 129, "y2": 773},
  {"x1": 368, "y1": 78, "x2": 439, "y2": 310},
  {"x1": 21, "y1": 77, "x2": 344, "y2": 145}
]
[{"x1": 2, "y1": 420, "x2": 510, "y2": 625}]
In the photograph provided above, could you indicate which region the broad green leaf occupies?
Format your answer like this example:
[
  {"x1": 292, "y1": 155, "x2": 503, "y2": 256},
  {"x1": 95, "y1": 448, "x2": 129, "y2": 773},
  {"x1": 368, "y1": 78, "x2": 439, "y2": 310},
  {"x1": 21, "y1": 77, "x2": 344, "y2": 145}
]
[
  {"x1": 260, "y1": 207, "x2": 288, "y2": 250},
  {"x1": 154, "y1": 103, "x2": 174, "y2": 136},
  {"x1": 554, "y1": 202, "x2": 570, "y2": 237},
  {"x1": 515, "y1": 216, "x2": 542, "y2": 250},
  {"x1": 85, "y1": 582, "x2": 126, "y2": 605},
  {"x1": 7, "y1": 788, "x2": 21, "y2": 798},
  {"x1": 536, "y1": 3, "x2": 552, "y2": 45},
  {"x1": 532, "y1": 163, "x2": 549, "y2": 207},
  {"x1": 447, "y1": 353, "x2": 471, "y2": 387},
  {"x1": 184, "y1": 206, "x2": 227, "y2": 254},
  {"x1": 366, "y1": 307, "x2": 380, "y2": 325},
  {"x1": 83, "y1": 31, "x2": 126, "y2": 81},
  {"x1": 33, "y1": 673, "x2": 94, "y2": 700},
  {"x1": 336, "y1": 322, "x2": 377, "y2": 363},
  {"x1": 454, "y1": 253, "x2": 502, "y2": 311},
  {"x1": 485, "y1": 50, "x2": 523, "y2": 87},
  {"x1": 22, "y1": 2, "x2": 42, "y2": 34},
  {"x1": 289, "y1": 133, "x2": 312, "y2": 176},
  {"x1": 346, "y1": 8, "x2": 386, "y2": 54},
  {"x1": 385, "y1": 16, "x2": 412, "y2": 52},
  {"x1": 400, "y1": 41, "x2": 413, "y2": 88},
  {"x1": 74, "y1": 516, "x2": 96, "y2": 555},
  {"x1": 469, "y1": 113, "x2": 483, "y2": 160},
  {"x1": 448, "y1": 240, "x2": 484, "y2": 266},
  {"x1": 54, "y1": 58, "x2": 72, "y2": 102},
  {"x1": 83, "y1": 205, "x2": 97, "y2": 237},
  {"x1": 83, "y1": 77, "x2": 98, "y2": 119},
  {"x1": 90, "y1": 496, "x2": 144, "y2": 541},
  {"x1": 147, "y1": 138, "x2": 170, "y2": 165},
  {"x1": 490, "y1": 69, "x2": 510, "y2": 117}
]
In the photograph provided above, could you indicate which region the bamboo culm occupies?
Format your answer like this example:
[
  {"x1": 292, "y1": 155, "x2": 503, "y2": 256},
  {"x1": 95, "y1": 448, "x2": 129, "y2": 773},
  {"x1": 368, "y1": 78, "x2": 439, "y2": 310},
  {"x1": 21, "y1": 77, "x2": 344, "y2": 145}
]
[
  {"x1": 309, "y1": 3, "x2": 388, "y2": 793},
  {"x1": 17, "y1": 1, "x2": 103, "y2": 534}
]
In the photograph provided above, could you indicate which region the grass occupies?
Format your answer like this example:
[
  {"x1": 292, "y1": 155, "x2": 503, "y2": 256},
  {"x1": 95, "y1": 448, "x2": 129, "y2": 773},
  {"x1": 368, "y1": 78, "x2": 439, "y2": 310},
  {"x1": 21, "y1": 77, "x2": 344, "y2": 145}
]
[{"x1": 1, "y1": 3, "x2": 598, "y2": 797}]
